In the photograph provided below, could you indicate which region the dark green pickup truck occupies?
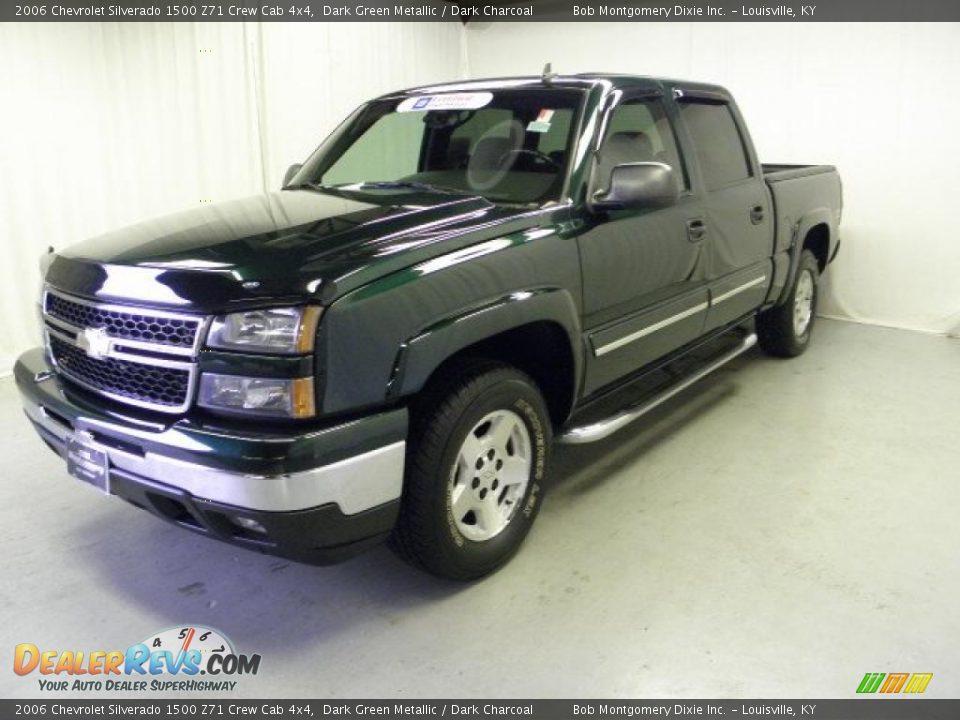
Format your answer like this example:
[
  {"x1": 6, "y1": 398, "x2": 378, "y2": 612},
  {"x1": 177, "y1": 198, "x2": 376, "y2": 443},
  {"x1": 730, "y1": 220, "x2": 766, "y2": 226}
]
[{"x1": 16, "y1": 73, "x2": 841, "y2": 579}]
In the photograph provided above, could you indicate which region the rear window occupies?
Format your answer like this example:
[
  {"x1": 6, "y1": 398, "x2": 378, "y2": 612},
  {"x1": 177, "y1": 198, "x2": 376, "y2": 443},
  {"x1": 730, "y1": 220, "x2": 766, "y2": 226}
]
[{"x1": 678, "y1": 101, "x2": 752, "y2": 189}]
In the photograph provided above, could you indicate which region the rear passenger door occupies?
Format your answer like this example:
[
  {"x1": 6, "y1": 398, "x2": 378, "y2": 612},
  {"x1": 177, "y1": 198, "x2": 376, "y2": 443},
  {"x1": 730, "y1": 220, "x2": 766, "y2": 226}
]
[
  {"x1": 674, "y1": 94, "x2": 772, "y2": 331},
  {"x1": 577, "y1": 93, "x2": 708, "y2": 395}
]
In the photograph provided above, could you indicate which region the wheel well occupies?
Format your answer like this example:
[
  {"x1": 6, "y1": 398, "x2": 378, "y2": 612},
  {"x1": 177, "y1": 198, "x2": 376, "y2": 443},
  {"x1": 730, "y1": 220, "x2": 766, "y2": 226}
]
[
  {"x1": 421, "y1": 321, "x2": 576, "y2": 429},
  {"x1": 804, "y1": 223, "x2": 830, "y2": 272}
]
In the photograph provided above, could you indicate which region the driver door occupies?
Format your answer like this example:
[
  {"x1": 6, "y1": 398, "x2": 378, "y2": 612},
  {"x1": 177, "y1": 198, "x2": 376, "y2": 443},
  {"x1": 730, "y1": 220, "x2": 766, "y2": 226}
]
[{"x1": 577, "y1": 94, "x2": 709, "y2": 395}]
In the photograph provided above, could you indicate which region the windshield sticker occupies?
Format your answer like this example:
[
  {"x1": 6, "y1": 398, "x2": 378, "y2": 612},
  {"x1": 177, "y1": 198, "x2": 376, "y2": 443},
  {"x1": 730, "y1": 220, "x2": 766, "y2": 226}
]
[
  {"x1": 527, "y1": 108, "x2": 555, "y2": 133},
  {"x1": 397, "y1": 92, "x2": 493, "y2": 112}
]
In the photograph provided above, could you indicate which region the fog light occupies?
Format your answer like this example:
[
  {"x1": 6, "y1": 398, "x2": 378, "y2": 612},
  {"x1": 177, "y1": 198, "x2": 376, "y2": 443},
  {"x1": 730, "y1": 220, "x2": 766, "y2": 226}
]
[
  {"x1": 231, "y1": 516, "x2": 267, "y2": 534},
  {"x1": 198, "y1": 373, "x2": 316, "y2": 418}
]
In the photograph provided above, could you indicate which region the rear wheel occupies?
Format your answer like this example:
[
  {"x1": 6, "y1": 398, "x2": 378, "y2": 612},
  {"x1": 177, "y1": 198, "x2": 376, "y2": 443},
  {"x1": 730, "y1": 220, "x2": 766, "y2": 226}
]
[
  {"x1": 757, "y1": 249, "x2": 819, "y2": 358},
  {"x1": 391, "y1": 360, "x2": 551, "y2": 580}
]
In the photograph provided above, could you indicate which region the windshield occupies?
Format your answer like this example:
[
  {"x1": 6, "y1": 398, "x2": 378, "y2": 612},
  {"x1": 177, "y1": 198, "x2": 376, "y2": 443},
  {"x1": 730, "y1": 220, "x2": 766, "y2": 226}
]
[{"x1": 292, "y1": 87, "x2": 585, "y2": 205}]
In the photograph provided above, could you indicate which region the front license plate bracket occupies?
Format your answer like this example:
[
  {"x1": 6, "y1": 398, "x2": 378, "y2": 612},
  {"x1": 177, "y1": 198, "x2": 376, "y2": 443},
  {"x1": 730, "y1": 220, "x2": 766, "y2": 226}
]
[{"x1": 66, "y1": 432, "x2": 111, "y2": 495}]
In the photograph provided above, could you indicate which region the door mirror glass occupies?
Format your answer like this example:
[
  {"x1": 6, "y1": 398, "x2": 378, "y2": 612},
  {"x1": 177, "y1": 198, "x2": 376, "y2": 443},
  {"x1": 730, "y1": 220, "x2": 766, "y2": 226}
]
[
  {"x1": 591, "y1": 162, "x2": 679, "y2": 212},
  {"x1": 282, "y1": 163, "x2": 303, "y2": 188}
]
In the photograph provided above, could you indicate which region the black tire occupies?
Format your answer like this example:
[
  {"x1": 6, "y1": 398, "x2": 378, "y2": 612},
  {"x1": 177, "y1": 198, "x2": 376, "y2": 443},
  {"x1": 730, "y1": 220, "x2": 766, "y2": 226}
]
[
  {"x1": 390, "y1": 360, "x2": 552, "y2": 581},
  {"x1": 757, "y1": 249, "x2": 820, "y2": 358}
]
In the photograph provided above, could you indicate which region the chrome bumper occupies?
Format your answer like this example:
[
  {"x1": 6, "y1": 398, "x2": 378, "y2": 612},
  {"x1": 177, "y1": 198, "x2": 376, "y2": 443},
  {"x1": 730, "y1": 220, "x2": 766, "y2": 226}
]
[
  {"x1": 24, "y1": 394, "x2": 405, "y2": 514},
  {"x1": 16, "y1": 346, "x2": 406, "y2": 516}
]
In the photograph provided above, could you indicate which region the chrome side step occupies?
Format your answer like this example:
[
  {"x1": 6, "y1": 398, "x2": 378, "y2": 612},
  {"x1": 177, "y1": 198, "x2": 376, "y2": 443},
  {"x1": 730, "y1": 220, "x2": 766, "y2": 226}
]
[{"x1": 557, "y1": 333, "x2": 757, "y2": 445}]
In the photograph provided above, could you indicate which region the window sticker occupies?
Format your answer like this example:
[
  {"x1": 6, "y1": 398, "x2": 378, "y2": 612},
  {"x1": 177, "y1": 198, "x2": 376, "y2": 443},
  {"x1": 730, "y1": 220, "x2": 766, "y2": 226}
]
[
  {"x1": 396, "y1": 92, "x2": 493, "y2": 112},
  {"x1": 527, "y1": 108, "x2": 555, "y2": 133}
]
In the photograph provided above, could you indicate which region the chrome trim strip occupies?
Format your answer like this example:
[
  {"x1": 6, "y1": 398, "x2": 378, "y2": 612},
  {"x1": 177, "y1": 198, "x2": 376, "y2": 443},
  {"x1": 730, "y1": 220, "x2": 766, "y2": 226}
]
[
  {"x1": 560, "y1": 333, "x2": 757, "y2": 444},
  {"x1": 23, "y1": 397, "x2": 404, "y2": 514},
  {"x1": 594, "y1": 302, "x2": 708, "y2": 357},
  {"x1": 711, "y1": 275, "x2": 767, "y2": 305},
  {"x1": 44, "y1": 325, "x2": 194, "y2": 370},
  {"x1": 592, "y1": 274, "x2": 769, "y2": 358},
  {"x1": 43, "y1": 313, "x2": 80, "y2": 335},
  {"x1": 44, "y1": 324, "x2": 77, "y2": 346}
]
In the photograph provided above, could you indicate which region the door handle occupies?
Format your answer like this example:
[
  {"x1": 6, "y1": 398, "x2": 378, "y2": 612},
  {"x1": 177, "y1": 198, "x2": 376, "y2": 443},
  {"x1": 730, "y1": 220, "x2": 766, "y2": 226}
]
[
  {"x1": 686, "y1": 219, "x2": 707, "y2": 243},
  {"x1": 750, "y1": 205, "x2": 765, "y2": 224}
]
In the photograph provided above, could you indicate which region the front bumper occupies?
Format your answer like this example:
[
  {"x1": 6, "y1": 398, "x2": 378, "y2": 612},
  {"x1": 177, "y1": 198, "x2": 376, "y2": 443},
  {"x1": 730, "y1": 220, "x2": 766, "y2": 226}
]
[{"x1": 15, "y1": 347, "x2": 407, "y2": 564}]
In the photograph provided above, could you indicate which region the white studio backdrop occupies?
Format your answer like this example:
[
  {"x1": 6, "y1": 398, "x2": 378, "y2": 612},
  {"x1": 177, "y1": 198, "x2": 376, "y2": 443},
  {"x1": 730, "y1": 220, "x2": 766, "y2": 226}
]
[
  {"x1": 0, "y1": 22, "x2": 465, "y2": 373},
  {"x1": 0, "y1": 22, "x2": 957, "y2": 374},
  {"x1": 465, "y1": 21, "x2": 960, "y2": 339}
]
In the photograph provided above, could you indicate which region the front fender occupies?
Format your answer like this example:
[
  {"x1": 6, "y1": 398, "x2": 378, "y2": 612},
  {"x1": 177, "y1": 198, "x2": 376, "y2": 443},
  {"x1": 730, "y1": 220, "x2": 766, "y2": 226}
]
[{"x1": 317, "y1": 212, "x2": 583, "y2": 415}]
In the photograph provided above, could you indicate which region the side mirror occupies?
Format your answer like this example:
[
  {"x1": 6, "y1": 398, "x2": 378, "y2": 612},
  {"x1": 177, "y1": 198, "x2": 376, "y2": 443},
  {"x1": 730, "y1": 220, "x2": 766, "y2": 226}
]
[
  {"x1": 591, "y1": 162, "x2": 679, "y2": 212},
  {"x1": 282, "y1": 163, "x2": 303, "y2": 188}
]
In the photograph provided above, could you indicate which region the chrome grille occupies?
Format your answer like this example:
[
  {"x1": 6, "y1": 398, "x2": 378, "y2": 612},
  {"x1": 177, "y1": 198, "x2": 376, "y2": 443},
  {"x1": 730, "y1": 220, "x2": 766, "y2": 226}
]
[
  {"x1": 45, "y1": 293, "x2": 201, "y2": 350},
  {"x1": 49, "y1": 336, "x2": 191, "y2": 409},
  {"x1": 42, "y1": 288, "x2": 206, "y2": 414}
]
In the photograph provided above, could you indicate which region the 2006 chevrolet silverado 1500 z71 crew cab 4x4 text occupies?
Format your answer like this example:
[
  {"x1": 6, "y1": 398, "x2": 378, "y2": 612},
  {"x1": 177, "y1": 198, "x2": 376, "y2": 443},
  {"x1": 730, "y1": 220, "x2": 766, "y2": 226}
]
[{"x1": 16, "y1": 73, "x2": 842, "y2": 579}]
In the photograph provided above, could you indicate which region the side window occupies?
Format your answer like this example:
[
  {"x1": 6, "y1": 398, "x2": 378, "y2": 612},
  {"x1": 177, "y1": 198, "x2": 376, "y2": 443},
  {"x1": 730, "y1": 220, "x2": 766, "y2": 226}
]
[
  {"x1": 598, "y1": 98, "x2": 687, "y2": 191},
  {"x1": 677, "y1": 101, "x2": 752, "y2": 189}
]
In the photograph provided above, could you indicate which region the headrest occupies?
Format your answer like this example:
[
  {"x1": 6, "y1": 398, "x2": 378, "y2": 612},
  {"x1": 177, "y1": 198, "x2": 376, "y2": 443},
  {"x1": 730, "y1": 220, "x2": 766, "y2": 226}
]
[
  {"x1": 596, "y1": 131, "x2": 656, "y2": 190},
  {"x1": 604, "y1": 131, "x2": 655, "y2": 164}
]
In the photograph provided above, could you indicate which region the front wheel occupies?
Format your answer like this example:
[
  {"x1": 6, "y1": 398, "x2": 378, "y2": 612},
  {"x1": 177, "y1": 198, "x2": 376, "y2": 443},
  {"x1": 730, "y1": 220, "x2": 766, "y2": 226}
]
[
  {"x1": 757, "y1": 249, "x2": 820, "y2": 358},
  {"x1": 390, "y1": 360, "x2": 551, "y2": 580}
]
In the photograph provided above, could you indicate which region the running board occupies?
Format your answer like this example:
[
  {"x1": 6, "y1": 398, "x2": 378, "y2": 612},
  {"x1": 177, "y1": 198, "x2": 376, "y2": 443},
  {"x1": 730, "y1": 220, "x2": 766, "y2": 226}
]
[{"x1": 557, "y1": 332, "x2": 757, "y2": 445}]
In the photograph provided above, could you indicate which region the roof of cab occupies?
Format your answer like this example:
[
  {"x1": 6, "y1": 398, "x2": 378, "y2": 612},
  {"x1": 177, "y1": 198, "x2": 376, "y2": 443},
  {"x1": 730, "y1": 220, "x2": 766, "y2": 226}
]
[{"x1": 381, "y1": 73, "x2": 730, "y2": 100}]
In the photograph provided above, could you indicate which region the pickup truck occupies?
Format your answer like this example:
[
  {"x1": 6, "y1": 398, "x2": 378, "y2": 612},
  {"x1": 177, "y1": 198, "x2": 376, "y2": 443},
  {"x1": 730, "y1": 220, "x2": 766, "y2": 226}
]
[{"x1": 15, "y1": 73, "x2": 842, "y2": 580}]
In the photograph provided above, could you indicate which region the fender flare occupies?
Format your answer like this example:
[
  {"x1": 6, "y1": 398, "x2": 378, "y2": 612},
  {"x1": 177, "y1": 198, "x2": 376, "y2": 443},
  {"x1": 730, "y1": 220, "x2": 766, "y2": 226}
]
[
  {"x1": 776, "y1": 208, "x2": 835, "y2": 307},
  {"x1": 387, "y1": 287, "x2": 582, "y2": 403}
]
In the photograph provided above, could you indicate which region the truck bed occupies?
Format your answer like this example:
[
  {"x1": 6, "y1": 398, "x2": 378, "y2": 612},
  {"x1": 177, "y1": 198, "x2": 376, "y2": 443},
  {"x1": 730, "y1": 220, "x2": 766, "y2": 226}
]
[
  {"x1": 763, "y1": 163, "x2": 837, "y2": 183},
  {"x1": 762, "y1": 163, "x2": 842, "y2": 260}
]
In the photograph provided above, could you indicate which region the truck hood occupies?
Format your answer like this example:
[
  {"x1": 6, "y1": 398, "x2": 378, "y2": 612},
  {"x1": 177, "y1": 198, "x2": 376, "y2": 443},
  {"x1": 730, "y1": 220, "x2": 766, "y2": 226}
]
[{"x1": 46, "y1": 187, "x2": 535, "y2": 310}]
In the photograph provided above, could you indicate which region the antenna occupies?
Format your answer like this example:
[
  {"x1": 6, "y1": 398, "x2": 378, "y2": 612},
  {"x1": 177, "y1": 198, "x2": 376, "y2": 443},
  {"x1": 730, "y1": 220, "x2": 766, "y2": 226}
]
[{"x1": 542, "y1": 62, "x2": 557, "y2": 85}]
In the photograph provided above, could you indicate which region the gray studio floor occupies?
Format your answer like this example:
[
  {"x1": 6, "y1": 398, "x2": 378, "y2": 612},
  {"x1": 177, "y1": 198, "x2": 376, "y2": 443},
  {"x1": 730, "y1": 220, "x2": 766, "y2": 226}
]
[{"x1": 1, "y1": 318, "x2": 958, "y2": 699}]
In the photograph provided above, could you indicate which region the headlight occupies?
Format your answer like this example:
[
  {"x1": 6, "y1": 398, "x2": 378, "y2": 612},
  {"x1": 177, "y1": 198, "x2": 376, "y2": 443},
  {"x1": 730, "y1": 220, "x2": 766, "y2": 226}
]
[
  {"x1": 206, "y1": 306, "x2": 322, "y2": 354},
  {"x1": 198, "y1": 374, "x2": 316, "y2": 418}
]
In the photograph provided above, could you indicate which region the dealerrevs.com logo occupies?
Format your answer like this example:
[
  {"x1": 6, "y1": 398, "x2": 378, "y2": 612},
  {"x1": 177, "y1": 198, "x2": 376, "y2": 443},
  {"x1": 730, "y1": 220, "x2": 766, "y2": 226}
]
[{"x1": 14, "y1": 625, "x2": 261, "y2": 693}]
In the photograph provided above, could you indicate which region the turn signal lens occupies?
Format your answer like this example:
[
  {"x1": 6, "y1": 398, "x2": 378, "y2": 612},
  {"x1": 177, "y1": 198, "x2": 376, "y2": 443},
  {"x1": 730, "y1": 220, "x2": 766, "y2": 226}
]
[{"x1": 198, "y1": 374, "x2": 316, "y2": 418}]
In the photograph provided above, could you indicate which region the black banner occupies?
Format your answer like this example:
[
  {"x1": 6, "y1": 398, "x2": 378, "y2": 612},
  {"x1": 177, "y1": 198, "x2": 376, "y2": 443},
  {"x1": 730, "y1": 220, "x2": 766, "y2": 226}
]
[
  {"x1": 4, "y1": 0, "x2": 960, "y2": 22},
  {"x1": 2, "y1": 700, "x2": 959, "y2": 719}
]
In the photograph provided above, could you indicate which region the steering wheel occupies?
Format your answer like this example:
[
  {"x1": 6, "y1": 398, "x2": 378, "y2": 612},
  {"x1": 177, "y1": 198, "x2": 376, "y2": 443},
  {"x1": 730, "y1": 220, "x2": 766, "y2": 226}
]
[{"x1": 497, "y1": 148, "x2": 561, "y2": 170}]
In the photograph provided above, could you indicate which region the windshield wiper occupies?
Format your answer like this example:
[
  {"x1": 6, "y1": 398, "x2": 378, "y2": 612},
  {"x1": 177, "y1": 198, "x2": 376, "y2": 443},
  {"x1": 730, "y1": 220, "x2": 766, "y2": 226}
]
[
  {"x1": 290, "y1": 180, "x2": 537, "y2": 207},
  {"x1": 358, "y1": 180, "x2": 473, "y2": 196},
  {"x1": 289, "y1": 180, "x2": 470, "y2": 196},
  {"x1": 286, "y1": 182, "x2": 330, "y2": 192}
]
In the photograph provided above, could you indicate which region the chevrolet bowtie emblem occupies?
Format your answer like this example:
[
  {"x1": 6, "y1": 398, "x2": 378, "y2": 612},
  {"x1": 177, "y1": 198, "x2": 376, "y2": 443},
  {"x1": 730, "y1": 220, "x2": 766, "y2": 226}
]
[{"x1": 76, "y1": 327, "x2": 112, "y2": 360}]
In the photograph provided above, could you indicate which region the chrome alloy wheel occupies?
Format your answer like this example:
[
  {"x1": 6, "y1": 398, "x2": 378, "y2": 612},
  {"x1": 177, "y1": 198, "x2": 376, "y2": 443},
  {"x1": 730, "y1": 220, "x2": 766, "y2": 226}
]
[
  {"x1": 448, "y1": 409, "x2": 532, "y2": 542},
  {"x1": 793, "y1": 269, "x2": 815, "y2": 337}
]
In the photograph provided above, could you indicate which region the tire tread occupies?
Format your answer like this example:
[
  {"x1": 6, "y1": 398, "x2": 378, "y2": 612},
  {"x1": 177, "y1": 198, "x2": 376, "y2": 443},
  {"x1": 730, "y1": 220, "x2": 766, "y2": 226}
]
[
  {"x1": 757, "y1": 249, "x2": 819, "y2": 358},
  {"x1": 390, "y1": 359, "x2": 542, "y2": 580}
]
